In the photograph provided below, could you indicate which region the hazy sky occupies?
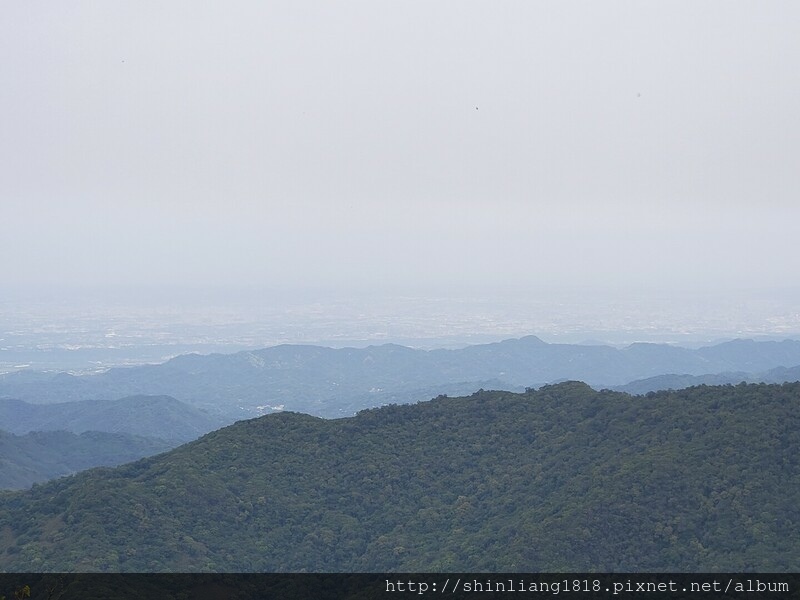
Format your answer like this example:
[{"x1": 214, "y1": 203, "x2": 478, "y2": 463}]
[{"x1": 2, "y1": 2, "x2": 799, "y2": 294}]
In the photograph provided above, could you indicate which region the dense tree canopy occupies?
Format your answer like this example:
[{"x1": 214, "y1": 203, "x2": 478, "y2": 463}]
[{"x1": 0, "y1": 381, "x2": 797, "y2": 572}]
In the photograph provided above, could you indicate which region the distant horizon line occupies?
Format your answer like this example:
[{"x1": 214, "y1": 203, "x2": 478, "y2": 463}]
[
  {"x1": 5, "y1": 332, "x2": 800, "y2": 376},
  {"x1": 6, "y1": 281, "x2": 800, "y2": 295}
]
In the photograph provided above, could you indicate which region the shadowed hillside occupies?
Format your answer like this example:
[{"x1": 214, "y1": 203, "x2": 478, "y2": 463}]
[
  {"x1": 0, "y1": 395, "x2": 228, "y2": 443},
  {"x1": 0, "y1": 430, "x2": 174, "y2": 490}
]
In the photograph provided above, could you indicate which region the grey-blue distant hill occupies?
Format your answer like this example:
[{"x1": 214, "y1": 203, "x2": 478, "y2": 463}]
[
  {"x1": 0, "y1": 395, "x2": 227, "y2": 443},
  {"x1": 2, "y1": 336, "x2": 800, "y2": 419},
  {"x1": 614, "y1": 364, "x2": 800, "y2": 395}
]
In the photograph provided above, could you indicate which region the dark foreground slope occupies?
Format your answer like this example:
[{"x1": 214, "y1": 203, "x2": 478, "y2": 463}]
[{"x1": 0, "y1": 382, "x2": 798, "y2": 572}]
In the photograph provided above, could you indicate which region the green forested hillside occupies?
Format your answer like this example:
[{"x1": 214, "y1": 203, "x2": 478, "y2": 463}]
[{"x1": 0, "y1": 382, "x2": 797, "y2": 572}]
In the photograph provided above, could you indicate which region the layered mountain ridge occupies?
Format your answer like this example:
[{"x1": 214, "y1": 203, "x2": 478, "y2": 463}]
[
  {"x1": 2, "y1": 336, "x2": 800, "y2": 419},
  {"x1": 1, "y1": 381, "x2": 797, "y2": 572}
]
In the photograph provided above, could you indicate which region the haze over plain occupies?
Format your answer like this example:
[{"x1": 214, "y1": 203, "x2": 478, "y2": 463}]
[{"x1": 2, "y1": 2, "x2": 799, "y2": 351}]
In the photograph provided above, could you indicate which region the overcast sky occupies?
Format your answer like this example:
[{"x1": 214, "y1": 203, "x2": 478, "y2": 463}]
[{"x1": 2, "y1": 2, "x2": 799, "y2": 295}]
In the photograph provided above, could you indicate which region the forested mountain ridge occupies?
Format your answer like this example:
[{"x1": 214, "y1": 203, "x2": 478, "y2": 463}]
[
  {"x1": 0, "y1": 381, "x2": 797, "y2": 572},
  {"x1": 2, "y1": 337, "x2": 800, "y2": 419}
]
